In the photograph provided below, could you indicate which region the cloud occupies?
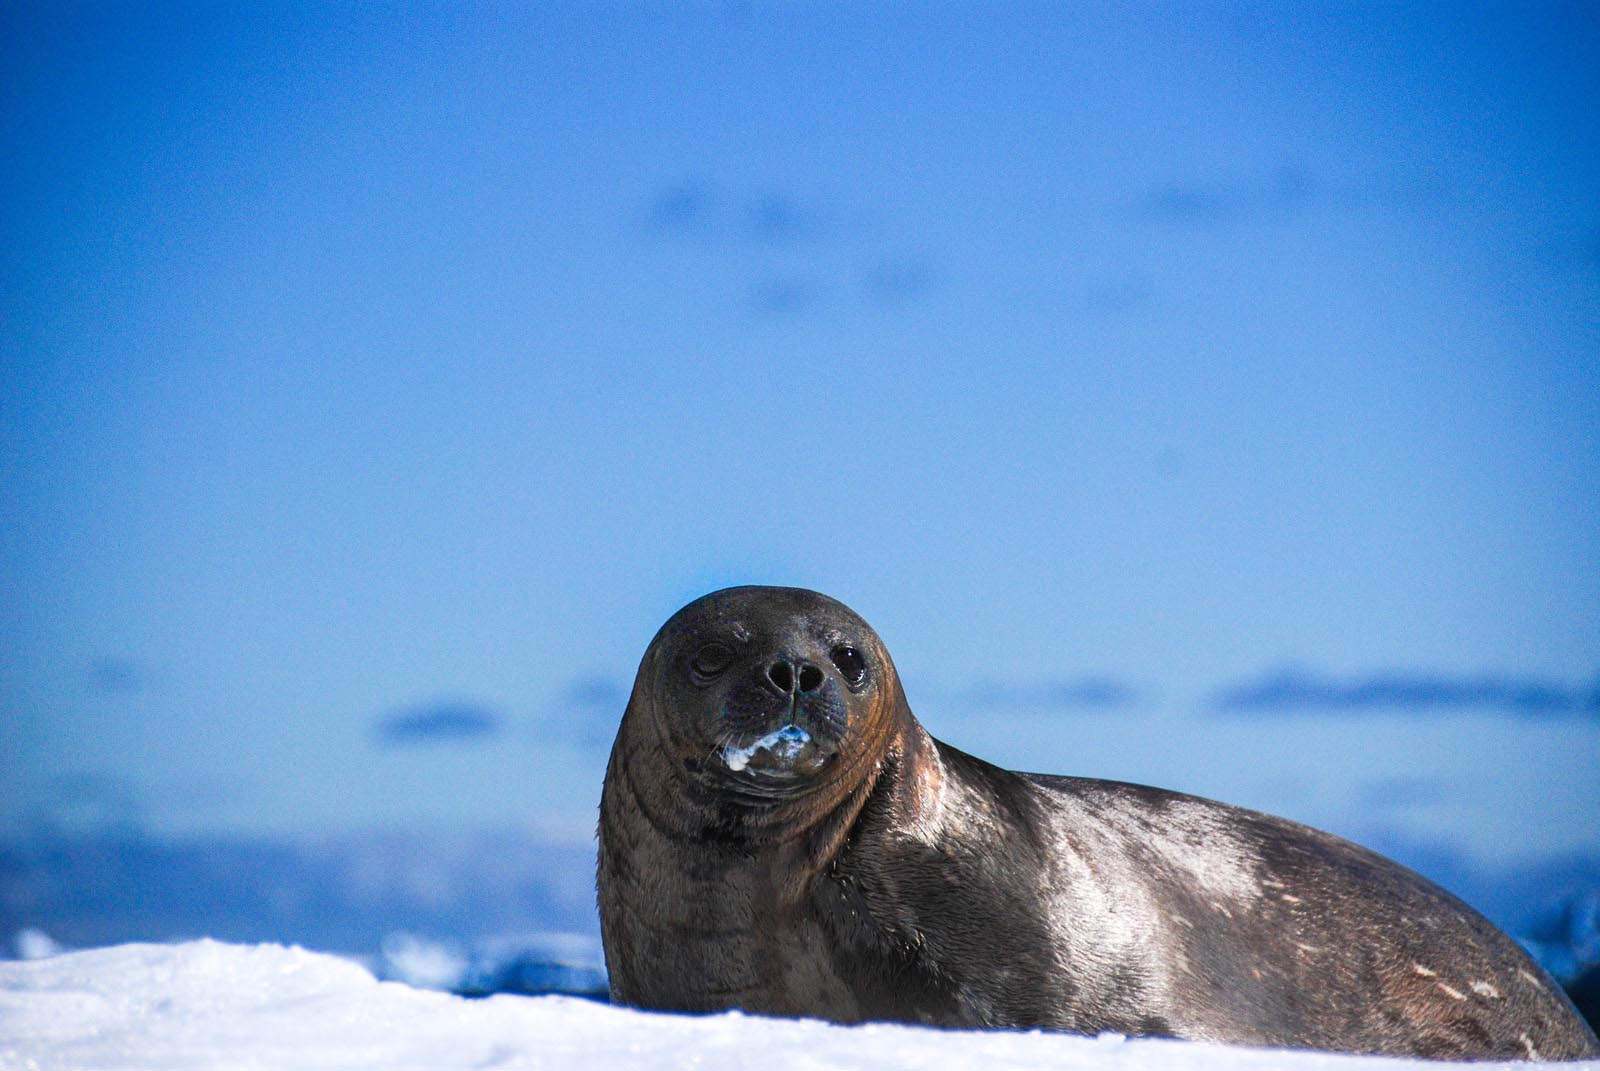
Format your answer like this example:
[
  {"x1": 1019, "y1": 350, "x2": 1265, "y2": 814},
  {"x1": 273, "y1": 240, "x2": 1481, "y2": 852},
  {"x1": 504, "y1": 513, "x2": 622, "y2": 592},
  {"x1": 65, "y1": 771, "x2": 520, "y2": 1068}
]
[
  {"x1": 375, "y1": 701, "x2": 501, "y2": 746},
  {"x1": 746, "y1": 192, "x2": 822, "y2": 244},
  {"x1": 638, "y1": 182, "x2": 826, "y2": 246},
  {"x1": 563, "y1": 677, "x2": 626, "y2": 710},
  {"x1": 964, "y1": 676, "x2": 1139, "y2": 712},
  {"x1": 549, "y1": 677, "x2": 627, "y2": 747},
  {"x1": 87, "y1": 658, "x2": 142, "y2": 695},
  {"x1": 862, "y1": 256, "x2": 937, "y2": 306},
  {"x1": 748, "y1": 275, "x2": 823, "y2": 316},
  {"x1": 642, "y1": 180, "x2": 715, "y2": 234},
  {"x1": 1128, "y1": 164, "x2": 1466, "y2": 229},
  {"x1": 1132, "y1": 165, "x2": 1315, "y2": 226},
  {"x1": 1211, "y1": 666, "x2": 1599, "y2": 717},
  {"x1": 635, "y1": 180, "x2": 939, "y2": 315}
]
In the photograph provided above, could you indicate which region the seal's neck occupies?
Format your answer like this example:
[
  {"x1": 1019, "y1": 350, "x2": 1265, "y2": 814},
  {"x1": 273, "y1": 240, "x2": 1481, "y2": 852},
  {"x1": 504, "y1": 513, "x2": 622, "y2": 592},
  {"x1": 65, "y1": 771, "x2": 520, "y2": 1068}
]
[{"x1": 596, "y1": 712, "x2": 920, "y2": 1014}]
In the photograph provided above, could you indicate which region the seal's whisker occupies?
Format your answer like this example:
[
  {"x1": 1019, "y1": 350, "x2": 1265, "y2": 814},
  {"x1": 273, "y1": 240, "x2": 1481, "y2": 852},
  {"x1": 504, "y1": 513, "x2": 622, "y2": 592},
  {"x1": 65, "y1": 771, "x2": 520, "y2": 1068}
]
[{"x1": 706, "y1": 729, "x2": 737, "y2": 765}]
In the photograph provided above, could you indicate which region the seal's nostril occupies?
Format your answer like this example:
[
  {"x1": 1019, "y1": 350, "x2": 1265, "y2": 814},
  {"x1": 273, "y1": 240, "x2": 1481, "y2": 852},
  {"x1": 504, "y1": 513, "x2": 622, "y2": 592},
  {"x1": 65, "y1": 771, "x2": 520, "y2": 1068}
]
[
  {"x1": 797, "y1": 664, "x2": 824, "y2": 693},
  {"x1": 767, "y1": 661, "x2": 794, "y2": 693}
]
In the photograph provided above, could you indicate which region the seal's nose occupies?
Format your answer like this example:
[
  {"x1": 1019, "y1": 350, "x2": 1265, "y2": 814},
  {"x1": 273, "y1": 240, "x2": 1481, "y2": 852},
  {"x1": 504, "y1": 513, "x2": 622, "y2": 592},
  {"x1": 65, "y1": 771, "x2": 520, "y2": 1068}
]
[{"x1": 767, "y1": 659, "x2": 824, "y2": 695}]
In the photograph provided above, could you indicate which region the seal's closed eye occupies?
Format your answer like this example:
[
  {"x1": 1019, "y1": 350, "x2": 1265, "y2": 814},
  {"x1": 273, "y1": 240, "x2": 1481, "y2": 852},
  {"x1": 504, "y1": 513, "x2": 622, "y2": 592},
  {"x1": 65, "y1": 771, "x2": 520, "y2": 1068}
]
[{"x1": 689, "y1": 642, "x2": 735, "y2": 680}]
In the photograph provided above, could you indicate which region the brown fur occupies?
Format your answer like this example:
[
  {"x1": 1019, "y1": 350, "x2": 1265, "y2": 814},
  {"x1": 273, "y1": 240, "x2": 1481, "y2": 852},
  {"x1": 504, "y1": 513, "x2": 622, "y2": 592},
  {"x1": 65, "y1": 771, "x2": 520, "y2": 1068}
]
[{"x1": 597, "y1": 586, "x2": 1600, "y2": 1060}]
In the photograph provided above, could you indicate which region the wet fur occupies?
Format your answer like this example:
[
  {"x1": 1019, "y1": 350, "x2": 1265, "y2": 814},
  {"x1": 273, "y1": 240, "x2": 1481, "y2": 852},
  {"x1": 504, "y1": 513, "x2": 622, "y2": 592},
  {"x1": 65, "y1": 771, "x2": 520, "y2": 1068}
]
[{"x1": 597, "y1": 587, "x2": 1599, "y2": 1060}]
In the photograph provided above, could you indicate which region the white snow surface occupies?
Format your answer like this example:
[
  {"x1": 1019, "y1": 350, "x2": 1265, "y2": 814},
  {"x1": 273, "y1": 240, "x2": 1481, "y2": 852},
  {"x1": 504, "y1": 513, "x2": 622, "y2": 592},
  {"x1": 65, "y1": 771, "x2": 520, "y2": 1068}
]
[{"x1": 1, "y1": 941, "x2": 1595, "y2": 1071}]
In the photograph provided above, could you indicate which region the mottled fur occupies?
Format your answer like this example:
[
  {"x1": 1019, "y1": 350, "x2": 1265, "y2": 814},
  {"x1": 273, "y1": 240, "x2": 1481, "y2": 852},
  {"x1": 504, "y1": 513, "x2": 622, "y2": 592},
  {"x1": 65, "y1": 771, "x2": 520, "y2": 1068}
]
[{"x1": 597, "y1": 586, "x2": 1598, "y2": 1060}]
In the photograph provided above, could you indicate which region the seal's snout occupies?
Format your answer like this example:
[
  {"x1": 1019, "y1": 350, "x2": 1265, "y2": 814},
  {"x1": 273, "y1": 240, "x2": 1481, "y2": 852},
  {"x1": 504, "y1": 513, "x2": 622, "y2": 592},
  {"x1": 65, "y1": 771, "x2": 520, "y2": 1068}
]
[
  {"x1": 765, "y1": 658, "x2": 825, "y2": 697},
  {"x1": 717, "y1": 654, "x2": 848, "y2": 780}
]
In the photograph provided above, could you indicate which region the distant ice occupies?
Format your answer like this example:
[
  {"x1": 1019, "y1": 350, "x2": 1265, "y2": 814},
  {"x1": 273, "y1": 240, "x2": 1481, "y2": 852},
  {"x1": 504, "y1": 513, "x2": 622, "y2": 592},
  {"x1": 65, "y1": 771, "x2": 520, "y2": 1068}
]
[
  {"x1": 12, "y1": 929, "x2": 61, "y2": 961},
  {"x1": 2, "y1": 941, "x2": 1595, "y2": 1071},
  {"x1": 376, "y1": 930, "x2": 607, "y2": 998}
]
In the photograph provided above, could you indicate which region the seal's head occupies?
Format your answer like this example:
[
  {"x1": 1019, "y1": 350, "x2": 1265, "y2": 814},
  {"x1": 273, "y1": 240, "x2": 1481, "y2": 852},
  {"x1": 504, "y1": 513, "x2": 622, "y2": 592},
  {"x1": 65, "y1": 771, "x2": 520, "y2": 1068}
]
[{"x1": 623, "y1": 586, "x2": 907, "y2": 809}]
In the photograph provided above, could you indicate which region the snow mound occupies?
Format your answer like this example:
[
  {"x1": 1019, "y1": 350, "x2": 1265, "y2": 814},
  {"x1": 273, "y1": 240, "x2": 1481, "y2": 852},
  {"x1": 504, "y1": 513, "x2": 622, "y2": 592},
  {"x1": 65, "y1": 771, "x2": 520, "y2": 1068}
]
[{"x1": 0, "y1": 940, "x2": 1593, "y2": 1071}]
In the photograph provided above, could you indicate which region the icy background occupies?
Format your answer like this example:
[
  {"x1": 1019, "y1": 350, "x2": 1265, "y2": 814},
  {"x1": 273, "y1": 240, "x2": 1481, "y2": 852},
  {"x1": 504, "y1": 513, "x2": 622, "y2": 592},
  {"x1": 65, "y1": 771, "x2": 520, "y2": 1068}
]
[{"x1": 3, "y1": 0, "x2": 1598, "y2": 1054}]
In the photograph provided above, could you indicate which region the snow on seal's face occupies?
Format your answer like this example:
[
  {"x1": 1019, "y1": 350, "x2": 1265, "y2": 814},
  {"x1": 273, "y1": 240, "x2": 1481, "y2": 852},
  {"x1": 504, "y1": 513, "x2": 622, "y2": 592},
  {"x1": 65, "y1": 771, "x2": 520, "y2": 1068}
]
[{"x1": 721, "y1": 723, "x2": 813, "y2": 772}]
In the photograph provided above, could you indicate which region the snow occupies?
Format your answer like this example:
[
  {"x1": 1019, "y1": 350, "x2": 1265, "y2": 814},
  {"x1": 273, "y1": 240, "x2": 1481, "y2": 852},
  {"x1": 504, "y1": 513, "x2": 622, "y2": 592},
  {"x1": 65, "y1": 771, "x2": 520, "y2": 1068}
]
[
  {"x1": 722, "y1": 724, "x2": 812, "y2": 772},
  {"x1": 2, "y1": 941, "x2": 1596, "y2": 1071}
]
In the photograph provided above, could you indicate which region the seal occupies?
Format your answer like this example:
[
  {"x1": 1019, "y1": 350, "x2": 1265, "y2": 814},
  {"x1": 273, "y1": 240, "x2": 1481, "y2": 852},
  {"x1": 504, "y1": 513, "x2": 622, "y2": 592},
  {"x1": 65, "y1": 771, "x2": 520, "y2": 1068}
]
[{"x1": 596, "y1": 586, "x2": 1599, "y2": 1060}]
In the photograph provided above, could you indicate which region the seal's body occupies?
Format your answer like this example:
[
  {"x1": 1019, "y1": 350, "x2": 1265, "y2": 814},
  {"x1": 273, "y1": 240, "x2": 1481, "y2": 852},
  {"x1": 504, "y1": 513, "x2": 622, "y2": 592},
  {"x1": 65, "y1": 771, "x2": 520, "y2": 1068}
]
[{"x1": 597, "y1": 586, "x2": 1598, "y2": 1060}]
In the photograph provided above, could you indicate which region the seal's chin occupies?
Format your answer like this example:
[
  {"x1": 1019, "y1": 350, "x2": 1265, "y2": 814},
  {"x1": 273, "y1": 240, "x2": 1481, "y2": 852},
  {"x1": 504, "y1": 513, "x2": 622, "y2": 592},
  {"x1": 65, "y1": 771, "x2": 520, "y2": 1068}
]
[{"x1": 720, "y1": 724, "x2": 833, "y2": 777}]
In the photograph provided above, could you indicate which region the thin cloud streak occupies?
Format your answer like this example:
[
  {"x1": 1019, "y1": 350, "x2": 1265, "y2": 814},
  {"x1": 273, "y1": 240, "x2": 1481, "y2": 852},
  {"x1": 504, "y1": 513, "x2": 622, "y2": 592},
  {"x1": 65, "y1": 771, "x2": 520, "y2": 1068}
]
[
  {"x1": 375, "y1": 701, "x2": 501, "y2": 746},
  {"x1": 1212, "y1": 667, "x2": 1599, "y2": 717},
  {"x1": 1129, "y1": 165, "x2": 1457, "y2": 227},
  {"x1": 638, "y1": 182, "x2": 828, "y2": 246},
  {"x1": 964, "y1": 677, "x2": 1139, "y2": 712}
]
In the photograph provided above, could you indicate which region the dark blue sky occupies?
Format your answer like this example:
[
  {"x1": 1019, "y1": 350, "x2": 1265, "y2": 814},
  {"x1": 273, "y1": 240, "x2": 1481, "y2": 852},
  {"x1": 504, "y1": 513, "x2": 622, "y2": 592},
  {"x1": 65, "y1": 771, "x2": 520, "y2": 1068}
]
[{"x1": 3, "y1": 3, "x2": 1596, "y2": 862}]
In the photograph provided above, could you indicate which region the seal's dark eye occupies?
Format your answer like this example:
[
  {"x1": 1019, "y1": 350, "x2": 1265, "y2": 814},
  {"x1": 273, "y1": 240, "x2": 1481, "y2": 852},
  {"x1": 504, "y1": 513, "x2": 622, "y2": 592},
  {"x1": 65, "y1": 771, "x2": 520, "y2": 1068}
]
[
  {"x1": 691, "y1": 642, "x2": 735, "y2": 678},
  {"x1": 830, "y1": 645, "x2": 867, "y2": 686}
]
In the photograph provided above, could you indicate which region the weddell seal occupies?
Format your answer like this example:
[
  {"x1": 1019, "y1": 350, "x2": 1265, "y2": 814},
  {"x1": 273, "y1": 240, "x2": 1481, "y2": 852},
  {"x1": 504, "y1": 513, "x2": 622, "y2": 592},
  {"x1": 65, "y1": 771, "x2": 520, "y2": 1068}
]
[{"x1": 596, "y1": 587, "x2": 1599, "y2": 1060}]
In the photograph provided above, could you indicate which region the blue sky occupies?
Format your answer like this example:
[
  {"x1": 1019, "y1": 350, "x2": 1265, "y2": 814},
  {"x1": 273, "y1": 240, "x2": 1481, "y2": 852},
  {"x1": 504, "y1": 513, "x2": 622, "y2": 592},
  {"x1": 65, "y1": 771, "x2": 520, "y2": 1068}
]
[{"x1": 2, "y1": 3, "x2": 1597, "y2": 865}]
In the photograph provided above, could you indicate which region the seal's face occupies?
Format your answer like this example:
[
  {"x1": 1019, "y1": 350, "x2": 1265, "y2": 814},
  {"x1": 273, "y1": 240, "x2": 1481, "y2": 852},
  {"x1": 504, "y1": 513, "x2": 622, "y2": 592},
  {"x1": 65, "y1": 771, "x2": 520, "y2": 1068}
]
[{"x1": 644, "y1": 586, "x2": 893, "y2": 797}]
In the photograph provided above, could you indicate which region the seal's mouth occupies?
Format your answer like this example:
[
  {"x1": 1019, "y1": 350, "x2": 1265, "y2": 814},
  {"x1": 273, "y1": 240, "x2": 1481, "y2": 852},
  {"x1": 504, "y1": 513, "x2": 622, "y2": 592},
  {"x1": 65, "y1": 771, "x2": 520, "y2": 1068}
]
[{"x1": 721, "y1": 724, "x2": 822, "y2": 775}]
